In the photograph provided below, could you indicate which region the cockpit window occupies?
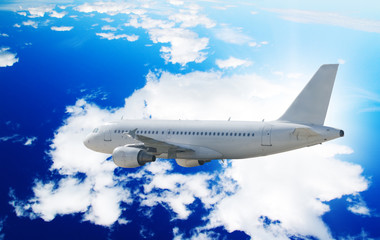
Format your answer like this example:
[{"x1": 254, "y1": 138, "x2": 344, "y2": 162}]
[{"x1": 93, "y1": 128, "x2": 99, "y2": 133}]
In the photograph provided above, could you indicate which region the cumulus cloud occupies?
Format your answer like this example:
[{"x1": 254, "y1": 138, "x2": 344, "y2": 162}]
[
  {"x1": 13, "y1": 24, "x2": 21, "y2": 28},
  {"x1": 51, "y1": 26, "x2": 73, "y2": 31},
  {"x1": 24, "y1": 137, "x2": 37, "y2": 146},
  {"x1": 27, "y1": 6, "x2": 54, "y2": 18},
  {"x1": 0, "y1": 33, "x2": 9, "y2": 37},
  {"x1": 12, "y1": 68, "x2": 368, "y2": 238},
  {"x1": 148, "y1": 28, "x2": 208, "y2": 66},
  {"x1": 268, "y1": 8, "x2": 380, "y2": 34},
  {"x1": 101, "y1": 25, "x2": 117, "y2": 31},
  {"x1": 49, "y1": 10, "x2": 67, "y2": 18},
  {"x1": 125, "y1": 15, "x2": 210, "y2": 65},
  {"x1": 206, "y1": 144, "x2": 367, "y2": 240},
  {"x1": 347, "y1": 194, "x2": 371, "y2": 216},
  {"x1": 10, "y1": 100, "x2": 131, "y2": 226},
  {"x1": 74, "y1": 2, "x2": 146, "y2": 16},
  {"x1": 22, "y1": 20, "x2": 38, "y2": 28},
  {"x1": 79, "y1": 3, "x2": 212, "y2": 66},
  {"x1": 0, "y1": 48, "x2": 19, "y2": 67},
  {"x1": 96, "y1": 32, "x2": 139, "y2": 41},
  {"x1": 102, "y1": 17, "x2": 114, "y2": 23},
  {"x1": 216, "y1": 57, "x2": 252, "y2": 69},
  {"x1": 169, "y1": 9, "x2": 216, "y2": 28}
]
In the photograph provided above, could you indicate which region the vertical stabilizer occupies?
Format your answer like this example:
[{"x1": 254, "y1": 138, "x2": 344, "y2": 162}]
[{"x1": 278, "y1": 64, "x2": 339, "y2": 125}]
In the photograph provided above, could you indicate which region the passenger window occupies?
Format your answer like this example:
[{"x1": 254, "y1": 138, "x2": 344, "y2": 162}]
[
  {"x1": 221, "y1": 133, "x2": 224, "y2": 136},
  {"x1": 201, "y1": 132, "x2": 203, "y2": 135},
  {"x1": 239, "y1": 133, "x2": 241, "y2": 136},
  {"x1": 114, "y1": 130, "x2": 117, "y2": 133},
  {"x1": 243, "y1": 133, "x2": 245, "y2": 136},
  {"x1": 217, "y1": 133, "x2": 220, "y2": 136},
  {"x1": 234, "y1": 133, "x2": 237, "y2": 136},
  {"x1": 252, "y1": 133, "x2": 255, "y2": 136},
  {"x1": 162, "y1": 131, "x2": 164, "y2": 134},
  {"x1": 247, "y1": 133, "x2": 250, "y2": 136},
  {"x1": 196, "y1": 132, "x2": 199, "y2": 135},
  {"x1": 230, "y1": 133, "x2": 233, "y2": 136}
]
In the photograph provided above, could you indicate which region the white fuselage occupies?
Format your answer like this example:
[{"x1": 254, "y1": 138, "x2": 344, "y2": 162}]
[{"x1": 83, "y1": 119, "x2": 343, "y2": 160}]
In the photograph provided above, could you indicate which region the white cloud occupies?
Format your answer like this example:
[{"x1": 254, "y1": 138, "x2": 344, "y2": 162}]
[
  {"x1": 51, "y1": 26, "x2": 73, "y2": 31},
  {"x1": 347, "y1": 194, "x2": 371, "y2": 216},
  {"x1": 13, "y1": 24, "x2": 21, "y2": 28},
  {"x1": 102, "y1": 17, "x2": 114, "y2": 23},
  {"x1": 0, "y1": 33, "x2": 8, "y2": 37},
  {"x1": 216, "y1": 57, "x2": 252, "y2": 69},
  {"x1": 22, "y1": 20, "x2": 38, "y2": 28},
  {"x1": 10, "y1": 100, "x2": 131, "y2": 226},
  {"x1": 18, "y1": 11, "x2": 27, "y2": 16},
  {"x1": 148, "y1": 28, "x2": 209, "y2": 66},
  {"x1": 214, "y1": 26, "x2": 252, "y2": 45},
  {"x1": 12, "y1": 69, "x2": 368, "y2": 238},
  {"x1": 268, "y1": 8, "x2": 380, "y2": 34},
  {"x1": 24, "y1": 137, "x2": 37, "y2": 146},
  {"x1": 0, "y1": 133, "x2": 36, "y2": 146},
  {"x1": 338, "y1": 58, "x2": 346, "y2": 64},
  {"x1": 206, "y1": 144, "x2": 367, "y2": 240},
  {"x1": 96, "y1": 32, "x2": 139, "y2": 41},
  {"x1": 0, "y1": 48, "x2": 19, "y2": 67},
  {"x1": 49, "y1": 10, "x2": 67, "y2": 18},
  {"x1": 169, "y1": 10, "x2": 216, "y2": 28},
  {"x1": 125, "y1": 15, "x2": 210, "y2": 65},
  {"x1": 75, "y1": 2, "x2": 146, "y2": 16},
  {"x1": 101, "y1": 25, "x2": 117, "y2": 31},
  {"x1": 167, "y1": 0, "x2": 184, "y2": 6},
  {"x1": 27, "y1": 6, "x2": 54, "y2": 18}
]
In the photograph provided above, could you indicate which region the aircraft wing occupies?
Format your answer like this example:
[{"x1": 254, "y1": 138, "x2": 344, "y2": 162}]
[{"x1": 124, "y1": 129, "x2": 194, "y2": 157}]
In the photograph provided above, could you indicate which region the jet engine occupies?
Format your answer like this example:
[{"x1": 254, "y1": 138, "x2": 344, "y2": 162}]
[
  {"x1": 175, "y1": 159, "x2": 210, "y2": 167},
  {"x1": 112, "y1": 146, "x2": 156, "y2": 168}
]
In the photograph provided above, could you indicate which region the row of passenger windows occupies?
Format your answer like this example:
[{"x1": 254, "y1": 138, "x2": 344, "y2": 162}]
[{"x1": 114, "y1": 129, "x2": 255, "y2": 137}]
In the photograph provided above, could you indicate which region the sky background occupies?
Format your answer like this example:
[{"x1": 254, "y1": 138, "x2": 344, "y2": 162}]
[{"x1": 0, "y1": 0, "x2": 380, "y2": 239}]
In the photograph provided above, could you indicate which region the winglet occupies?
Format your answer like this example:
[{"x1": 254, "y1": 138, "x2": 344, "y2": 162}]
[{"x1": 278, "y1": 64, "x2": 339, "y2": 125}]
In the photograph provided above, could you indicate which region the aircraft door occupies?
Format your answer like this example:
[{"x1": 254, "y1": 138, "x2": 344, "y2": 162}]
[
  {"x1": 104, "y1": 130, "x2": 112, "y2": 141},
  {"x1": 261, "y1": 124, "x2": 272, "y2": 146}
]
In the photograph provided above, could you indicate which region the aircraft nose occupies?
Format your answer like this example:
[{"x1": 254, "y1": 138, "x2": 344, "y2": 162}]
[{"x1": 83, "y1": 134, "x2": 92, "y2": 149}]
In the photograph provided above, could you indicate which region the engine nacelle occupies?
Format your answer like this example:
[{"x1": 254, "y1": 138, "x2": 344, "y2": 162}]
[
  {"x1": 112, "y1": 146, "x2": 156, "y2": 168},
  {"x1": 175, "y1": 159, "x2": 210, "y2": 167}
]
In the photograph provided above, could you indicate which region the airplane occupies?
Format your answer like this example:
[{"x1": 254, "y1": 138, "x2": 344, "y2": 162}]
[{"x1": 83, "y1": 64, "x2": 344, "y2": 168}]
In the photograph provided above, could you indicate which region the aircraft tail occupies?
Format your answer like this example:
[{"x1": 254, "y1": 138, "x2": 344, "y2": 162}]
[{"x1": 278, "y1": 64, "x2": 339, "y2": 125}]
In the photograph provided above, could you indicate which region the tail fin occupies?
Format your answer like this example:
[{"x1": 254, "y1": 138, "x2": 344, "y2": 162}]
[{"x1": 278, "y1": 64, "x2": 339, "y2": 125}]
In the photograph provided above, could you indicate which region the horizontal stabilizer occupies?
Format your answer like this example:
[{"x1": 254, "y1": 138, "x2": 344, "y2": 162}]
[{"x1": 278, "y1": 64, "x2": 339, "y2": 125}]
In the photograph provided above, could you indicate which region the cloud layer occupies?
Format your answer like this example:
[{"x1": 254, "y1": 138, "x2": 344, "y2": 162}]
[
  {"x1": 11, "y1": 69, "x2": 369, "y2": 239},
  {"x1": 0, "y1": 48, "x2": 19, "y2": 67}
]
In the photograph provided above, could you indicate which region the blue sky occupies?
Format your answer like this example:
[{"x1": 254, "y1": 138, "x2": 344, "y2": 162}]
[{"x1": 0, "y1": 0, "x2": 380, "y2": 239}]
